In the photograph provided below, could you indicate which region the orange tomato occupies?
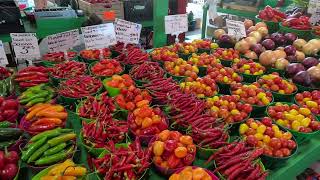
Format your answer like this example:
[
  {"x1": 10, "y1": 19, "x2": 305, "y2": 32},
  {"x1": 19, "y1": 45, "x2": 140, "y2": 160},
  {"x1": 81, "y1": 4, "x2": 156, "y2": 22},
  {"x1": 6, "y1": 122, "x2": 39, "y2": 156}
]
[
  {"x1": 160, "y1": 161, "x2": 168, "y2": 168},
  {"x1": 179, "y1": 167, "x2": 193, "y2": 180},
  {"x1": 169, "y1": 131, "x2": 182, "y2": 141},
  {"x1": 134, "y1": 117, "x2": 143, "y2": 126},
  {"x1": 136, "y1": 100, "x2": 150, "y2": 108},
  {"x1": 192, "y1": 167, "x2": 207, "y2": 180},
  {"x1": 187, "y1": 144, "x2": 196, "y2": 154},
  {"x1": 153, "y1": 156, "x2": 163, "y2": 165},
  {"x1": 174, "y1": 147, "x2": 188, "y2": 158},
  {"x1": 141, "y1": 117, "x2": 153, "y2": 128},
  {"x1": 179, "y1": 135, "x2": 193, "y2": 145},
  {"x1": 152, "y1": 115, "x2": 161, "y2": 124},
  {"x1": 169, "y1": 174, "x2": 180, "y2": 180},
  {"x1": 158, "y1": 130, "x2": 170, "y2": 141},
  {"x1": 153, "y1": 141, "x2": 165, "y2": 156}
]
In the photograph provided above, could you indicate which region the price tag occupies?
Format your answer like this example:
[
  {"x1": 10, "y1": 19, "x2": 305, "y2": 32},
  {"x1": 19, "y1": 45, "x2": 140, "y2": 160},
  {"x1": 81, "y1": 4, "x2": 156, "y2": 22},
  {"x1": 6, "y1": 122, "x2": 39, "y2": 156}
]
[
  {"x1": 164, "y1": 14, "x2": 188, "y2": 35},
  {"x1": 308, "y1": 0, "x2": 319, "y2": 14},
  {"x1": 0, "y1": 41, "x2": 8, "y2": 67},
  {"x1": 10, "y1": 33, "x2": 40, "y2": 59},
  {"x1": 115, "y1": 18, "x2": 142, "y2": 45},
  {"x1": 47, "y1": 29, "x2": 80, "y2": 53},
  {"x1": 81, "y1": 23, "x2": 116, "y2": 49},
  {"x1": 226, "y1": 19, "x2": 246, "y2": 40},
  {"x1": 310, "y1": 9, "x2": 320, "y2": 26}
]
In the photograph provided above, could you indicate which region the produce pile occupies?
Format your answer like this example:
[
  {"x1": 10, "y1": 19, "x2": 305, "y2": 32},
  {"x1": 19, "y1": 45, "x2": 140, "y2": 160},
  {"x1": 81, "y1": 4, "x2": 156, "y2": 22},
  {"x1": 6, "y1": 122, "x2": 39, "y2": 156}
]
[{"x1": 1, "y1": 12, "x2": 320, "y2": 180}]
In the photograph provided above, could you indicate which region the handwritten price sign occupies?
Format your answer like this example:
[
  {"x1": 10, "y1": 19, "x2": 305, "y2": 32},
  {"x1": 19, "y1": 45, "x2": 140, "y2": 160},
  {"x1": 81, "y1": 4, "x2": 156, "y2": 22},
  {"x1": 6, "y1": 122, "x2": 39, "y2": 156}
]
[
  {"x1": 0, "y1": 41, "x2": 8, "y2": 67},
  {"x1": 81, "y1": 23, "x2": 116, "y2": 49},
  {"x1": 164, "y1": 14, "x2": 188, "y2": 35},
  {"x1": 226, "y1": 19, "x2": 246, "y2": 40},
  {"x1": 10, "y1": 33, "x2": 40, "y2": 59},
  {"x1": 47, "y1": 29, "x2": 80, "y2": 53},
  {"x1": 115, "y1": 18, "x2": 142, "y2": 45}
]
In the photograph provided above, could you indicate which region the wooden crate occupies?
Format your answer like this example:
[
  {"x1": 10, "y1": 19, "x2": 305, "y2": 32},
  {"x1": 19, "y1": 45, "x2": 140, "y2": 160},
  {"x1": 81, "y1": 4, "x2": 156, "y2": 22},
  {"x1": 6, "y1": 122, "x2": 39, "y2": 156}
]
[{"x1": 79, "y1": 0, "x2": 124, "y2": 20}]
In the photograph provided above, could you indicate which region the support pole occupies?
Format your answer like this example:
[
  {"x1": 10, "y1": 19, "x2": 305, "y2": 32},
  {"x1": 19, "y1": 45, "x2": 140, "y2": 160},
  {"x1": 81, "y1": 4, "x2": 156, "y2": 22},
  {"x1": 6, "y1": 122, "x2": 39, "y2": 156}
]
[{"x1": 153, "y1": 0, "x2": 169, "y2": 47}]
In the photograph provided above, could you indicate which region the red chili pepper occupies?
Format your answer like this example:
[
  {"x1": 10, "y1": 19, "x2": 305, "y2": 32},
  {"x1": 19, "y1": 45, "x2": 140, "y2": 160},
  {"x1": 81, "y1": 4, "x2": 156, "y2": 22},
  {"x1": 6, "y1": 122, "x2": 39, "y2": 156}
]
[
  {"x1": 19, "y1": 82, "x2": 39, "y2": 88},
  {"x1": 28, "y1": 122, "x2": 56, "y2": 132}
]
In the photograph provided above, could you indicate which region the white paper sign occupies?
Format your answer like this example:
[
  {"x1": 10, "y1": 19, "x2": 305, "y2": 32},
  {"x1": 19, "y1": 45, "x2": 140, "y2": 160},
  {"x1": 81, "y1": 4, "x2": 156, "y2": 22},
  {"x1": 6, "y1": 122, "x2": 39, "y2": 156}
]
[
  {"x1": 10, "y1": 33, "x2": 40, "y2": 59},
  {"x1": 226, "y1": 19, "x2": 246, "y2": 40},
  {"x1": 164, "y1": 14, "x2": 188, "y2": 35},
  {"x1": 0, "y1": 41, "x2": 8, "y2": 67},
  {"x1": 115, "y1": 18, "x2": 142, "y2": 45},
  {"x1": 310, "y1": 9, "x2": 320, "y2": 26},
  {"x1": 81, "y1": 23, "x2": 116, "y2": 49},
  {"x1": 308, "y1": 0, "x2": 319, "y2": 14},
  {"x1": 47, "y1": 29, "x2": 80, "y2": 53}
]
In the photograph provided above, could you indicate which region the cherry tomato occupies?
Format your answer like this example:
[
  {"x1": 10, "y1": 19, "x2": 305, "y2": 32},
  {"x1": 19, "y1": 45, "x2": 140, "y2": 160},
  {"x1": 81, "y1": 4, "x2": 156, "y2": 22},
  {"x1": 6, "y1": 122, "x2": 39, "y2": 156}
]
[{"x1": 269, "y1": 138, "x2": 282, "y2": 150}]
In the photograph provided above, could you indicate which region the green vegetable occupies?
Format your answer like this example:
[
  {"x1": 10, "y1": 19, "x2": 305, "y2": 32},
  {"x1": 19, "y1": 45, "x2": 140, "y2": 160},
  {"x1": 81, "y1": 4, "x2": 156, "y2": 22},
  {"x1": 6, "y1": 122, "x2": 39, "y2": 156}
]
[
  {"x1": 25, "y1": 97, "x2": 46, "y2": 107},
  {"x1": 44, "y1": 143, "x2": 67, "y2": 156},
  {"x1": 47, "y1": 133, "x2": 76, "y2": 147},
  {"x1": 27, "y1": 143, "x2": 50, "y2": 163},
  {"x1": 0, "y1": 140, "x2": 16, "y2": 149},
  {"x1": 22, "y1": 137, "x2": 47, "y2": 161},
  {"x1": 0, "y1": 121, "x2": 14, "y2": 128},
  {"x1": 34, "y1": 146, "x2": 74, "y2": 165},
  {"x1": 30, "y1": 128, "x2": 62, "y2": 142},
  {"x1": 0, "y1": 128, "x2": 23, "y2": 141}
]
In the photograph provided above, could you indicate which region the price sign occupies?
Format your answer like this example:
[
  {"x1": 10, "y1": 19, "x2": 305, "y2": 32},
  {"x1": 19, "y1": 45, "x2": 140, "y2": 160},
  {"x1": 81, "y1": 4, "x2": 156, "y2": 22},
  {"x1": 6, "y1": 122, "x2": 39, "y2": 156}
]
[
  {"x1": 310, "y1": 9, "x2": 320, "y2": 26},
  {"x1": 115, "y1": 18, "x2": 142, "y2": 45},
  {"x1": 0, "y1": 41, "x2": 8, "y2": 67},
  {"x1": 226, "y1": 19, "x2": 246, "y2": 40},
  {"x1": 81, "y1": 23, "x2": 116, "y2": 49},
  {"x1": 10, "y1": 33, "x2": 40, "y2": 59},
  {"x1": 164, "y1": 14, "x2": 188, "y2": 35},
  {"x1": 308, "y1": 0, "x2": 319, "y2": 14},
  {"x1": 47, "y1": 29, "x2": 80, "y2": 53}
]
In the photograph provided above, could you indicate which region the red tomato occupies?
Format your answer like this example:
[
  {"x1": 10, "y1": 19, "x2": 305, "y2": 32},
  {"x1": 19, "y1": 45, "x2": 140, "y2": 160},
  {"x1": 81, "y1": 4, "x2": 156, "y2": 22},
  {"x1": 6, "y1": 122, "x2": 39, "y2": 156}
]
[
  {"x1": 287, "y1": 140, "x2": 296, "y2": 149},
  {"x1": 274, "y1": 150, "x2": 284, "y2": 157},
  {"x1": 269, "y1": 138, "x2": 282, "y2": 150},
  {"x1": 281, "y1": 148, "x2": 291, "y2": 157}
]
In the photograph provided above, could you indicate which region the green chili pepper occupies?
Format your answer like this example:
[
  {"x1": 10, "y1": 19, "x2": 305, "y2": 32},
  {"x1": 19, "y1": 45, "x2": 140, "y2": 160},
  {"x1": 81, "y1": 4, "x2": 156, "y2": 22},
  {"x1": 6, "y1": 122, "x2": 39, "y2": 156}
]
[
  {"x1": 0, "y1": 121, "x2": 14, "y2": 128},
  {"x1": 30, "y1": 128, "x2": 62, "y2": 142},
  {"x1": 44, "y1": 143, "x2": 67, "y2": 156},
  {"x1": 25, "y1": 97, "x2": 46, "y2": 107},
  {"x1": 34, "y1": 145, "x2": 74, "y2": 166},
  {"x1": 27, "y1": 143, "x2": 50, "y2": 163},
  {"x1": 21, "y1": 137, "x2": 47, "y2": 161},
  {"x1": 59, "y1": 129, "x2": 73, "y2": 133},
  {"x1": 47, "y1": 133, "x2": 76, "y2": 147},
  {"x1": 27, "y1": 91, "x2": 49, "y2": 101},
  {"x1": 28, "y1": 84, "x2": 45, "y2": 93}
]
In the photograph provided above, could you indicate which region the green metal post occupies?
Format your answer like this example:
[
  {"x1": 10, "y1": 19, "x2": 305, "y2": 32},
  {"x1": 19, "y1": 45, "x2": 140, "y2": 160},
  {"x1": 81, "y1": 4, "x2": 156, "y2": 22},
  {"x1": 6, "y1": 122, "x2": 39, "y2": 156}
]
[
  {"x1": 201, "y1": 4, "x2": 209, "y2": 39},
  {"x1": 153, "y1": 0, "x2": 169, "y2": 48}
]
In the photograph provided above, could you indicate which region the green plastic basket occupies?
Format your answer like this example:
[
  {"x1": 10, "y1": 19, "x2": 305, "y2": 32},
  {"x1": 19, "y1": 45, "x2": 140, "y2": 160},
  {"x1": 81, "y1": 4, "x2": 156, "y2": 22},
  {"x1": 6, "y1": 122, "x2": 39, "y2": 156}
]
[
  {"x1": 296, "y1": 83, "x2": 319, "y2": 93},
  {"x1": 49, "y1": 74, "x2": 65, "y2": 87},
  {"x1": 266, "y1": 102, "x2": 320, "y2": 144},
  {"x1": 111, "y1": 50, "x2": 121, "y2": 58},
  {"x1": 198, "y1": 66, "x2": 207, "y2": 77},
  {"x1": 267, "y1": 67, "x2": 285, "y2": 77},
  {"x1": 261, "y1": 134, "x2": 298, "y2": 169},
  {"x1": 178, "y1": 53, "x2": 191, "y2": 60},
  {"x1": 255, "y1": 15, "x2": 280, "y2": 33},
  {"x1": 241, "y1": 73, "x2": 262, "y2": 83},
  {"x1": 134, "y1": 79, "x2": 149, "y2": 87},
  {"x1": 217, "y1": 82, "x2": 231, "y2": 95},
  {"x1": 166, "y1": 73, "x2": 186, "y2": 82},
  {"x1": 271, "y1": 88, "x2": 297, "y2": 103},
  {"x1": 220, "y1": 59, "x2": 232, "y2": 67},
  {"x1": 198, "y1": 48, "x2": 211, "y2": 54},
  {"x1": 279, "y1": 23, "x2": 312, "y2": 40},
  {"x1": 196, "y1": 135, "x2": 230, "y2": 160},
  {"x1": 102, "y1": 78, "x2": 120, "y2": 97}
]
